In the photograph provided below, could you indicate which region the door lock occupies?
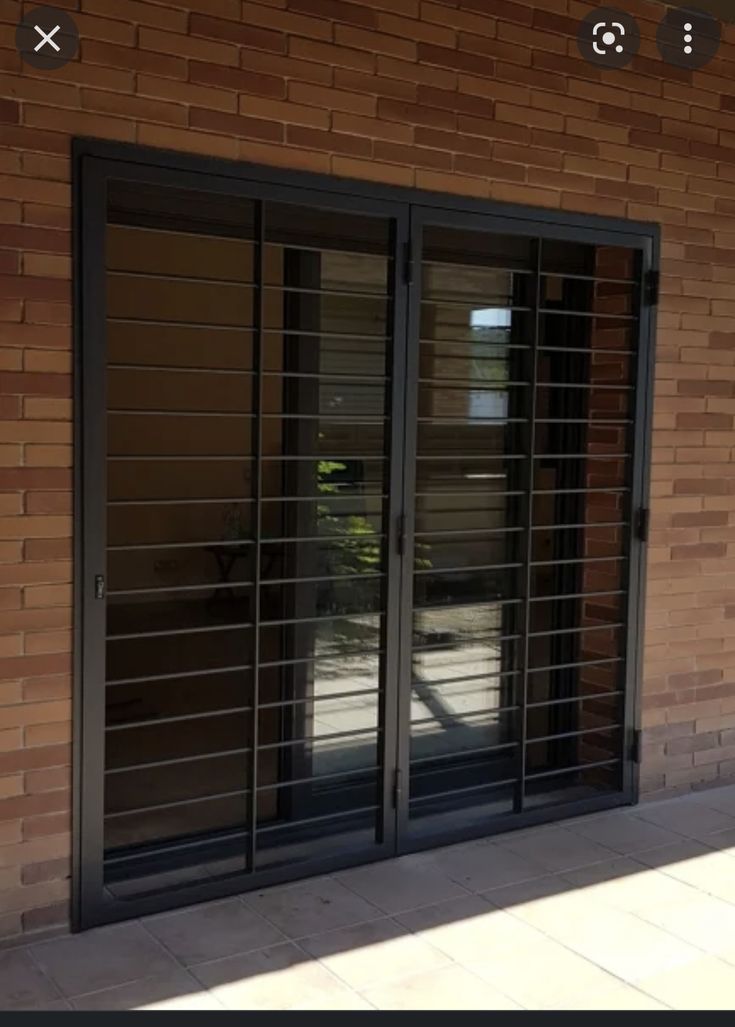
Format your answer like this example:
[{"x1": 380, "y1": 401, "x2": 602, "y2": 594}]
[{"x1": 94, "y1": 574, "x2": 105, "y2": 600}]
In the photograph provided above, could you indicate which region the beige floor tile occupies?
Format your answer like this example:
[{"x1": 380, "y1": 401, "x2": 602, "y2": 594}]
[
  {"x1": 633, "y1": 800, "x2": 735, "y2": 840},
  {"x1": 428, "y1": 837, "x2": 549, "y2": 892},
  {"x1": 637, "y1": 955, "x2": 735, "y2": 1010},
  {"x1": 467, "y1": 936, "x2": 622, "y2": 1010},
  {"x1": 494, "y1": 826, "x2": 615, "y2": 872},
  {"x1": 689, "y1": 783, "x2": 735, "y2": 818},
  {"x1": 551, "y1": 907, "x2": 703, "y2": 983},
  {"x1": 636, "y1": 842, "x2": 735, "y2": 903},
  {"x1": 545, "y1": 982, "x2": 668, "y2": 1010},
  {"x1": 190, "y1": 941, "x2": 356, "y2": 1010},
  {"x1": 566, "y1": 811, "x2": 683, "y2": 854},
  {"x1": 71, "y1": 969, "x2": 223, "y2": 1011},
  {"x1": 0, "y1": 949, "x2": 62, "y2": 1010},
  {"x1": 244, "y1": 876, "x2": 381, "y2": 938},
  {"x1": 396, "y1": 893, "x2": 545, "y2": 963},
  {"x1": 337, "y1": 856, "x2": 469, "y2": 914},
  {"x1": 29, "y1": 922, "x2": 179, "y2": 998},
  {"x1": 143, "y1": 897, "x2": 285, "y2": 965},
  {"x1": 561, "y1": 857, "x2": 701, "y2": 913},
  {"x1": 483, "y1": 874, "x2": 602, "y2": 935},
  {"x1": 637, "y1": 894, "x2": 735, "y2": 956},
  {"x1": 300, "y1": 918, "x2": 450, "y2": 991},
  {"x1": 362, "y1": 964, "x2": 521, "y2": 1010}
]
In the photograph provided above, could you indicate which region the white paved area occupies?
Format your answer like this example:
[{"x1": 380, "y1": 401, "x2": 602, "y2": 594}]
[{"x1": 6, "y1": 786, "x2": 735, "y2": 1009}]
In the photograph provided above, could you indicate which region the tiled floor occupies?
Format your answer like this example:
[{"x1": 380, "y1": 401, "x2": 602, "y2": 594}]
[{"x1": 7, "y1": 787, "x2": 735, "y2": 1009}]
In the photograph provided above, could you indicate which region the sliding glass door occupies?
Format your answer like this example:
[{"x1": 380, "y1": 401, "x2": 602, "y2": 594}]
[
  {"x1": 398, "y1": 210, "x2": 645, "y2": 845},
  {"x1": 77, "y1": 148, "x2": 652, "y2": 927}
]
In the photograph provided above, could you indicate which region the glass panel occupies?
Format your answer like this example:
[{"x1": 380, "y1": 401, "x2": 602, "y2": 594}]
[
  {"x1": 409, "y1": 227, "x2": 534, "y2": 829},
  {"x1": 102, "y1": 183, "x2": 394, "y2": 892},
  {"x1": 254, "y1": 203, "x2": 391, "y2": 868}
]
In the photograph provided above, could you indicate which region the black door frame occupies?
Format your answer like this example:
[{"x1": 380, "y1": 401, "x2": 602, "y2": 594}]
[{"x1": 73, "y1": 138, "x2": 658, "y2": 930}]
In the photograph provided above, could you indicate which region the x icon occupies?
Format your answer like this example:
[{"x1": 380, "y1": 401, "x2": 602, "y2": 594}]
[{"x1": 33, "y1": 23, "x2": 60, "y2": 52}]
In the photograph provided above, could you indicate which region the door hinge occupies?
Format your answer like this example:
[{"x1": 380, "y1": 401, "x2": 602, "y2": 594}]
[
  {"x1": 392, "y1": 768, "x2": 402, "y2": 808},
  {"x1": 636, "y1": 506, "x2": 650, "y2": 543},
  {"x1": 396, "y1": 513, "x2": 406, "y2": 556},
  {"x1": 94, "y1": 574, "x2": 106, "y2": 600},
  {"x1": 645, "y1": 269, "x2": 660, "y2": 306},
  {"x1": 630, "y1": 729, "x2": 643, "y2": 765},
  {"x1": 403, "y1": 241, "x2": 413, "y2": 285}
]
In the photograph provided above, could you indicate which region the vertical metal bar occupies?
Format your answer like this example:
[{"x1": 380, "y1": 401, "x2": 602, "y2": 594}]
[
  {"x1": 394, "y1": 212, "x2": 422, "y2": 847},
  {"x1": 76, "y1": 155, "x2": 109, "y2": 928},
  {"x1": 623, "y1": 240, "x2": 656, "y2": 801},
  {"x1": 248, "y1": 200, "x2": 265, "y2": 872},
  {"x1": 515, "y1": 238, "x2": 543, "y2": 814},
  {"x1": 381, "y1": 209, "x2": 410, "y2": 847}
]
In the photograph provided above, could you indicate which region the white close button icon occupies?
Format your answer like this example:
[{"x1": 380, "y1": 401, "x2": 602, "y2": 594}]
[{"x1": 33, "y1": 23, "x2": 60, "y2": 52}]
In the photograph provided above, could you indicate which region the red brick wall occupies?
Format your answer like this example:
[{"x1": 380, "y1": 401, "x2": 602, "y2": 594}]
[{"x1": 1, "y1": 0, "x2": 734, "y2": 941}]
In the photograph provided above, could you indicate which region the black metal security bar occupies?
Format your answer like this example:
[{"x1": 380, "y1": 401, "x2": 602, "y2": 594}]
[{"x1": 75, "y1": 141, "x2": 655, "y2": 929}]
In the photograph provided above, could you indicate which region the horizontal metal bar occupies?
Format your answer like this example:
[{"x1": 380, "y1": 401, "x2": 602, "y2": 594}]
[
  {"x1": 529, "y1": 588, "x2": 625, "y2": 604},
  {"x1": 533, "y1": 454, "x2": 629, "y2": 460},
  {"x1": 527, "y1": 656, "x2": 622, "y2": 675},
  {"x1": 263, "y1": 570, "x2": 383, "y2": 587},
  {"x1": 528, "y1": 623, "x2": 624, "y2": 640},
  {"x1": 524, "y1": 757, "x2": 621, "y2": 782},
  {"x1": 259, "y1": 686, "x2": 381, "y2": 710},
  {"x1": 538, "y1": 345, "x2": 632, "y2": 356},
  {"x1": 412, "y1": 632, "x2": 521, "y2": 655},
  {"x1": 535, "y1": 381, "x2": 633, "y2": 392},
  {"x1": 531, "y1": 555, "x2": 623, "y2": 568},
  {"x1": 107, "y1": 620, "x2": 254, "y2": 642},
  {"x1": 414, "y1": 561, "x2": 523, "y2": 577},
  {"x1": 259, "y1": 648, "x2": 383, "y2": 670},
  {"x1": 108, "y1": 409, "x2": 255, "y2": 419},
  {"x1": 422, "y1": 258, "x2": 534, "y2": 276},
  {"x1": 256, "y1": 765, "x2": 378, "y2": 793},
  {"x1": 257, "y1": 724, "x2": 379, "y2": 753},
  {"x1": 106, "y1": 704, "x2": 253, "y2": 732},
  {"x1": 416, "y1": 596, "x2": 523, "y2": 613},
  {"x1": 530, "y1": 521, "x2": 628, "y2": 533},
  {"x1": 104, "y1": 786, "x2": 251, "y2": 821},
  {"x1": 423, "y1": 297, "x2": 532, "y2": 312},
  {"x1": 527, "y1": 723, "x2": 621, "y2": 746},
  {"x1": 259, "y1": 610, "x2": 382, "y2": 629},
  {"x1": 410, "y1": 740, "x2": 518, "y2": 767},
  {"x1": 107, "y1": 539, "x2": 256, "y2": 552},
  {"x1": 526, "y1": 689, "x2": 623, "y2": 710},
  {"x1": 418, "y1": 379, "x2": 530, "y2": 390},
  {"x1": 107, "y1": 662, "x2": 253, "y2": 688},
  {"x1": 108, "y1": 455, "x2": 254, "y2": 462},
  {"x1": 417, "y1": 417, "x2": 528, "y2": 425},
  {"x1": 410, "y1": 703, "x2": 519, "y2": 728},
  {"x1": 108, "y1": 580, "x2": 254, "y2": 597},
  {"x1": 540, "y1": 308, "x2": 636, "y2": 321},
  {"x1": 416, "y1": 454, "x2": 526, "y2": 462},
  {"x1": 412, "y1": 667, "x2": 520, "y2": 689},
  {"x1": 106, "y1": 745, "x2": 251, "y2": 775},
  {"x1": 103, "y1": 824, "x2": 251, "y2": 867},
  {"x1": 542, "y1": 271, "x2": 635, "y2": 286},
  {"x1": 108, "y1": 317, "x2": 254, "y2": 330},
  {"x1": 420, "y1": 338, "x2": 530, "y2": 351},
  {"x1": 108, "y1": 268, "x2": 254, "y2": 288},
  {"x1": 256, "y1": 803, "x2": 380, "y2": 834},
  {"x1": 531, "y1": 487, "x2": 629, "y2": 496},
  {"x1": 415, "y1": 526, "x2": 525, "y2": 539},
  {"x1": 109, "y1": 363, "x2": 252, "y2": 376},
  {"x1": 409, "y1": 776, "x2": 518, "y2": 806},
  {"x1": 415, "y1": 489, "x2": 525, "y2": 499}
]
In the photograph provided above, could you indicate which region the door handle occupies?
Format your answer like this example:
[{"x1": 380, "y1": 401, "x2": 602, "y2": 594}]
[{"x1": 94, "y1": 574, "x2": 105, "y2": 600}]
